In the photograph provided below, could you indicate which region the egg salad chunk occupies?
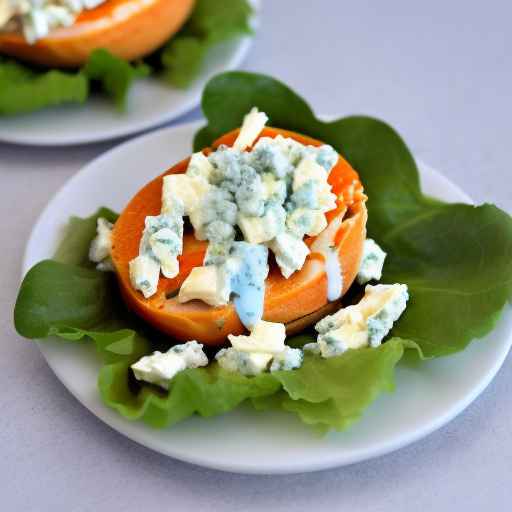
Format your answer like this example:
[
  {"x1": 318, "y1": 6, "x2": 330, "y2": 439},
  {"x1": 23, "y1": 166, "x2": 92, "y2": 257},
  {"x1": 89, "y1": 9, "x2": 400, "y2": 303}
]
[
  {"x1": 131, "y1": 341, "x2": 208, "y2": 390},
  {"x1": 357, "y1": 239, "x2": 387, "y2": 284},
  {"x1": 310, "y1": 284, "x2": 409, "y2": 357},
  {"x1": 89, "y1": 217, "x2": 114, "y2": 271},
  {"x1": 216, "y1": 320, "x2": 303, "y2": 376}
]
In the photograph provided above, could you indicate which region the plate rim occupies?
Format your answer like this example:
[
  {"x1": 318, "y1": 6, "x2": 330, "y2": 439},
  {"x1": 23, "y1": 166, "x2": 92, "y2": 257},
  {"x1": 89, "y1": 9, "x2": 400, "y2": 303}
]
[{"x1": 20, "y1": 120, "x2": 512, "y2": 474}]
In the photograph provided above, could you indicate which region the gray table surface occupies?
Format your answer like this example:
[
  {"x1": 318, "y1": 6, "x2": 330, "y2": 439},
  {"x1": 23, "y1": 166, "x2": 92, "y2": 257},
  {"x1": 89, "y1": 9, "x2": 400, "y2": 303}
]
[{"x1": 1, "y1": 1, "x2": 511, "y2": 510}]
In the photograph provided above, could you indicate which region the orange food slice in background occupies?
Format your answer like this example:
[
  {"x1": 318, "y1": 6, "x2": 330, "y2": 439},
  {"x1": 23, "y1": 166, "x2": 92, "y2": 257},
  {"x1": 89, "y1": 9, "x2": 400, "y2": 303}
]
[
  {"x1": 111, "y1": 127, "x2": 368, "y2": 345},
  {"x1": 0, "y1": 0, "x2": 195, "y2": 67}
]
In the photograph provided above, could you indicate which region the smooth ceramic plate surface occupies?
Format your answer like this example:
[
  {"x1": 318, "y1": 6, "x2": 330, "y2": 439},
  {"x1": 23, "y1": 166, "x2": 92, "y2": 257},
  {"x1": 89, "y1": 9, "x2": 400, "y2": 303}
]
[
  {"x1": 0, "y1": 3, "x2": 258, "y2": 146},
  {"x1": 23, "y1": 122, "x2": 512, "y2": 474}
]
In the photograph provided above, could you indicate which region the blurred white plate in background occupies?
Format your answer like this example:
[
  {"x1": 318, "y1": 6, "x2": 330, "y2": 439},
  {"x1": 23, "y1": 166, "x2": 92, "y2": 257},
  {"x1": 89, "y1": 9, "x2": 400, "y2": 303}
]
[{"x1": 0, "y1": 2, "x2": 259, "y2": 146}]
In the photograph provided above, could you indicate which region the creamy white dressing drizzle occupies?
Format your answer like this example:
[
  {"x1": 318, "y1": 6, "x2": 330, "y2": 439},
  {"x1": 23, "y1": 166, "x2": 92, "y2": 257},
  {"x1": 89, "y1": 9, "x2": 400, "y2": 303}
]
[{"x1": 325, "y1": 248, "x2": 343, "y2": 301}]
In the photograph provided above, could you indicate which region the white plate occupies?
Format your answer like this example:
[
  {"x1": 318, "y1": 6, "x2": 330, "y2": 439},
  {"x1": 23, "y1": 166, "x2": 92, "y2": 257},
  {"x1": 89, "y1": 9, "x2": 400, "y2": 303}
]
[
  {"x1": 22, "y1": 121, "x2": 512, "y2": 474},
  {"x1": 0, "y1": 4, "x2": 258, "y2": 147}
]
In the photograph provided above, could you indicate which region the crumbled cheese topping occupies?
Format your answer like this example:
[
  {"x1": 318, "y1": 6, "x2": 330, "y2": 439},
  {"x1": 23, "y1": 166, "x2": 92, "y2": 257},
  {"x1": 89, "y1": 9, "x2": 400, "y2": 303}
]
[
  {"x1": 306, "y1": 283, "x2": 409, "y2": 357},
  {"x1": 88, "y1": 217, "x2": 114, "y2": 272},
  {"x1": 216, "y1": 320, "x2": 303, "y2": 376},
  {"x1": 130, "y1": 108, "x2": 339, "y2": 330},
  {"x1": 131, "y1": 340, "x2": 208, "y2": 390}
]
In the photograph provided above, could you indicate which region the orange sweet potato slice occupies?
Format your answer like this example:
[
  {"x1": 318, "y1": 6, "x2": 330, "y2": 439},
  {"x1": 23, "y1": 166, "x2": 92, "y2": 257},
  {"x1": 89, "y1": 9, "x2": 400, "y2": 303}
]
[
  {"x1": 111, "y1": 127, "x2": 367, "y2": 345},
  {"x1": 0, "y1": 0, "x2": 194, "y2": 67}
]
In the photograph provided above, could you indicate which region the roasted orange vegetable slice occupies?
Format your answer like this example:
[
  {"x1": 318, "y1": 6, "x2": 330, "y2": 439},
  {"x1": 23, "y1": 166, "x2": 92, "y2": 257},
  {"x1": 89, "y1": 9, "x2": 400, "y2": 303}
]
[
  {"x1": 111, "y1": 127, "x2": 367, "y2": 345},
  {"x1": 0, "y1": 0, "x2": 194, "y2": 67}
]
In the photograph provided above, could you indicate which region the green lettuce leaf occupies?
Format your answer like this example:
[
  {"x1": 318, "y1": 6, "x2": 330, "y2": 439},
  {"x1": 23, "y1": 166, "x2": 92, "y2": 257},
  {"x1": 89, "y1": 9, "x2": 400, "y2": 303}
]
[
  {"x1": 14, "y1": 208, "x2": 119, "y2": 339},
  {"x1": 195, "y1": 71, "x2": 512, "y2": 357},
  {"x1": 254, "y1": 339, "x2": 409, "y2": 433},
  {"x1": 160, "y1": 0, "x2": 253, "y2": 88},
  {"x1": 0, "y1": 58, "x2": 88, "y2": 116},
  {"x1": 82, "y1": 49, "x2": 151, "y2": 110},
  {"x1": 14, "y1": 209, "x2": 408, "y2": 431},
  {"x1": 14, "y1": 260, "x2": 115, "y2": 339}
]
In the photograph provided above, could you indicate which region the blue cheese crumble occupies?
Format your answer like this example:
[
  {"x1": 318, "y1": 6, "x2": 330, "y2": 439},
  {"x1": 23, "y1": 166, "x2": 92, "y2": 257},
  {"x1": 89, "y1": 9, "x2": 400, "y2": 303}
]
[
  {"x1": 310, "y1": 284, "x2": 409, "y2": 357},
  {"x1": 131, "y1": 340, "x2": 208, "y2": 390},
  {"x1": 216, "y1": 320, "x2": 303, "y2": 375},
  {"x1": 357, "y1": 239, "x2": 387, "y2": 284},
  {"x1": 267, "y1": 232, "x2": 309, "y2": 279},
  {"x1": 270, "y1": 347, "x2": 304, "y2": 372},
  {"x1": 129, "y1": 211, "x2": 184, "y2": 298},
  {"x1": 89, "y1": 217, "x2": 114, "y2": 271}
]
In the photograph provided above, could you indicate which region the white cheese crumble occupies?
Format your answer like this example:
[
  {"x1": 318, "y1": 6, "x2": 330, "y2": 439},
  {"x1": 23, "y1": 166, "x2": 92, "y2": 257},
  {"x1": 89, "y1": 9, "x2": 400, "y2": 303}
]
[
  {"x1": 178, "y1": 265, "x2": 230, "y2": 307},
  {"x1": 293, "y1": 155, "x2": 326, "y2": 191},
  {"x1": 129, "y1": 254, "x2": 160, "y2": 299},
  {"x1": 162, "y1": 172, "x2": 211, "y2": 216},
  {"x1": 267, "y1": 232, "x2": 310, "y2": 279},
  {"x1": 88, "y1": 217, "x2": 114, "y2": 271},
  {"x1": 228, "y1": 320, "x2": 286, "y2": 354},
  {"x1": 185, "y1": 151, "x2": 214, "y2": 182},
  {"x1": 216, "y1": 320, "x2": 303, "y2": 375},
  {"x1": 131, "y1": 341, "x2": 208, "y2": 390},
  {"x1": 233, "y1": 107, "x2": 269, "y2": 151},
  {"x1": 309, "y1": 283, "x2": 409, "y2": 357},
  {"x1": 356, "y1": 238, "x2": 387, "y2": 284},
  {"x1": 286, "y1": 207, "x2": 327, "y2": 238},
  {"x1": 215, "y1": 349, "x2": 273, "y2": 376},
  {"x1": 237, "y1": 203, "x2": 286, "y2": 245},
  {"x1": 270, "y1": 346, "x2": 305, "y2": 372}
]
